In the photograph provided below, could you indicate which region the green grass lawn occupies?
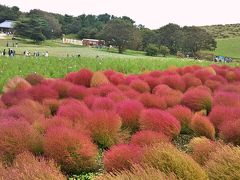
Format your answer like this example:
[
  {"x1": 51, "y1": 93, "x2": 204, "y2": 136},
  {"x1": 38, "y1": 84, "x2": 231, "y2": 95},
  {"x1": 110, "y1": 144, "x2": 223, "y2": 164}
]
[{"x1": 213, "y1": 37, "x2": 240, "y2": 59}]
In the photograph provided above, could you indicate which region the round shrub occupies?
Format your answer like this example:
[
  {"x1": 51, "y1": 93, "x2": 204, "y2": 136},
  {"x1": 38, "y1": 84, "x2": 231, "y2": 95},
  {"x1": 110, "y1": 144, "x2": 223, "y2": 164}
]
[
  {"x1": 65, "y1": 68, "x2": 93, "y2": 87},
  {"x1": 96, "y1": 164, "x2": 177, "y2": 180},
  {"x1": 90, "y1": 71, "x2": 110, "y2": 87},
  {"x1": 6, "y1": 152, "x2": 66, "y2": 180},
  {"x1": 182, "y1": 73, "x2": 202, "y2": 89},
  {"x1": 91, "y1": 97, "x2": 115, "y2": 111},
  {"x1": 87, "y1": 110, "x2": 122, "y2": 148},
  {"x1": 160, "y1": 74, "x2": 186, "y2": 92},
  {"x1": 44, "y1": 126, "x2": 98, "y2": 174},
  {"x1": 3, "y1": 76, "x2": 31, "y2": 93},
  {"x1": 191, "y1": 114, "x2": 215, "y2": 140},
  {"x1": 219, "y1": 120, "x2": 240, "y2": 145},
  {"x1": 0, "y1": 119, "x2": 33, "y2": 164},
  {"x1": 130, "y1": 130, "x2": 169, "y2": 147},
  {"x1": 1, "y1": 89, "x2": 30, "y2": 107},
  {"x1": 28, "y1": 84, "x2": 58, "y2": 102},
  {"x1": 129, "y1": 79, "x2": 150, "y2": 93},
  {"x1": 25, "y1": 73, "x2": 44, "y2": 85},
  {"x1": 209, "y1": 106, "x2": 240, "y2": 129},
  {"x1": 116, "y1": 99, "x2": 144, "y2": 132},
  {"x1": 213, "y1": 92, "x2": 240, "y2": 107},
  {"x1": 50, "y1": 80, "x2": 73, "y2": 99},
  {"x1": 167, "y1": 105, "x2": 193, "y2": 134},
  {"x1": 139, "y1": 93, "x2": 167, "y2": 110},
  {"x1": 67, "y1": 85, "x2": 89, "y2": 100},
  {"x1": 142, "y1": 143, "x2": 208, "y2": 180},
  {"x1": 139, "y1": 109, "x2": 181, "y2": 138},
  {"x1": 181, "y1": 87, "x2": 213, "y2": 113},
  {"x1": 205, "y1": 145, "x2": 240, "y2": 180},
  {"x1": 57, "y1": 100, "x2": 91, "y2": 126},
  {"x1": 189, "y1": 137, "x2": 219, "y2": 165},
  {"x1": 103, "y1": 144, "x2": 142, "y2": 172}
]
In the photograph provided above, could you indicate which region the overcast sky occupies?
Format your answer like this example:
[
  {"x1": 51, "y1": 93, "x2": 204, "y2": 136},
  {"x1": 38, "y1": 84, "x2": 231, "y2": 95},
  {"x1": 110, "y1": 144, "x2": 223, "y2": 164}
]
[{"x1": 1, "y1": 0, "x2": 240, "y2": 29}]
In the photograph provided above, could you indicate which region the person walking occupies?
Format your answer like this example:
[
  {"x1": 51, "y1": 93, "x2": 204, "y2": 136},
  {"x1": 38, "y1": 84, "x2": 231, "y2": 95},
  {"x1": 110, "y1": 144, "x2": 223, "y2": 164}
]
[{"x1": 3, "y1": 49, "x2": 6, "y2": 56}]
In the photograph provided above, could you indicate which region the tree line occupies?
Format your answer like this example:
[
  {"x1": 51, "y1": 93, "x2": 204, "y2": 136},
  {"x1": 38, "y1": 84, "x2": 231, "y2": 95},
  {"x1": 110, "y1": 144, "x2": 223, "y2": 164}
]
[{"x1": 0, "y1": 4, "x2": 216, "y2": 55}]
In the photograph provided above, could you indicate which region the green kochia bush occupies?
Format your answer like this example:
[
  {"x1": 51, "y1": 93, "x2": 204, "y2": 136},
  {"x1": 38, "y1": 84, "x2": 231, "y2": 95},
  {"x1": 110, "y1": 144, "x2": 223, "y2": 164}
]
[{"x1": 141, "y1": 143, "x2": 208, "y2": 180}]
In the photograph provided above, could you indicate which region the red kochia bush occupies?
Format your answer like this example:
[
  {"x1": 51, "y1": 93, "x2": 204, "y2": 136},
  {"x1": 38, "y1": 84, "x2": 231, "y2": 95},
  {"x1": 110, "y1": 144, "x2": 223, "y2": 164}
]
[
  {"x1": 139, "y1": 109, "x2": 181, "y2": 138},
  {"x1": 67, "y1": 85, "x2": 89, "y2": 100},
  {"x1": 160, "y1": 74, "x2": 186, "y2": 92},
  {"x1": 87, "y1": 110, "x2": 122, "y2": 148},
  {"x1": 65, "y1": 68, "x2": 93, "y2": 87},
  {"x1": 130, "y1": 130, "x2": 169, "y2": 147},
  {"x1": 168, "y1": 105, "x2": 193, "y2": 134},
  {"x1": 1, "y1": 99, "x2": 45, "y2": 124},
  {"x1": 219, "y1": 120, "x2": 240, "y2": 145},
  {"x1": 217, "y1": 84, "x2": 240, "y2": 94},
  {"x1": 143, "y1": 76, "x2": 161, "y2": 90},
  {"x1": 1, "y1": 89, "x2": 30, "y2": 106},
  {"x1": 130, "y1": 79, "x2": 151, "y2": 93},
  {"x1": 209, "y1": 106, "x2": 240, "y2": 129},
  {"x1": 107, "y1": 91, "x2": 127, "y2": 103},
  {"x1": 91, "y1": 97, "x2": 115, "y2": 111},
  {"x1": 25, "y1": 73, "x2": 44, "y2": 85},
  {"x1": 182, "y1": 73, "x2": 202, "y2": 89},
  {"x1": 103, "y1": 144, "x2": 142, "y2": 172},
  {"x1": 194, "y1": 68, "x2": 215, "y2": 83},
  {"x1": 191, "y1": 114, "x2": 215, "y2": 140},
  {"x1": 109, "y1": 73, "x2": 125, "y2": 85},
  {"x1": 57, "y1": 99, "x2": 91, "y2": 126},
  {"x1": 204, "y1": 80, "x2": 221, "y2": 92},
  {"x1": 28, "y1": 84, "x2": 58, "y2": 102},
  {"x1": 44, "y1": 126, "x2": 98, "y2": 174},
  {"x1": 50, "y1": 79, "x2": 73, "y2": 99},
  {"x1": 213, "y1": 92, "x2": 240, "y2": 107},
  {"x1": 139, "y1": 93, "x2": 167, "y2": 110},
  {"x1": 181, "y1": 87, "x2": 213, "y2": 113},
  {"x1": 116, "y1": 99, "x2": 144, "y2": 132},
  {"x1": 0, "y1": 119, "x2": 32, "y2": 164}
]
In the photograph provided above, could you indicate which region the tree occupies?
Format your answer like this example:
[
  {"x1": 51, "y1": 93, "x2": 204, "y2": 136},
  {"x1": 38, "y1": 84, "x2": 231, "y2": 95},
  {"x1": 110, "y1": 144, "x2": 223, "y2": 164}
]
[
  {"x1": 159, "y1": 45, "x2": 170, "y2": 57},
  {"x1": 154, "y1": 23, "x2": 181, "y2": 54},
  {"x1": 14, "y1": 17, "x2": 48, "y2": 42},
  {"x1": 180, "y1": 26, "x2": 216, "y2": 55},
  {"x1": 0, "y1": 5, "x2": 21, "y2": 22},
  {"x1": 101, "y1": 19, "x2": 138, "y2": 53},
  {"x1": 145, "y1": 44, "x2": 159, "y2": 56}
]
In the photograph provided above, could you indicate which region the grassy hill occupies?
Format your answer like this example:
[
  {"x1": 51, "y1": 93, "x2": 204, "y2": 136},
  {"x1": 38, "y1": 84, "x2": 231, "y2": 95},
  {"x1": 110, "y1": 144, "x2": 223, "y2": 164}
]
[
  {"x1": 213, "y1": 37, "x2": 240, "y2": 59},
  {"x1": 201, "y1": 24, "x2": 240, "y2": 39}
]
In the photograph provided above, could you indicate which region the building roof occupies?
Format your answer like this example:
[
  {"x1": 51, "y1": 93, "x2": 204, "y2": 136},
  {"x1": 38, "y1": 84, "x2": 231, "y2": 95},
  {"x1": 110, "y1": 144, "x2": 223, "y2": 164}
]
[{"x1": 0, "y1": 20, "x2": 15, "y2": 29}]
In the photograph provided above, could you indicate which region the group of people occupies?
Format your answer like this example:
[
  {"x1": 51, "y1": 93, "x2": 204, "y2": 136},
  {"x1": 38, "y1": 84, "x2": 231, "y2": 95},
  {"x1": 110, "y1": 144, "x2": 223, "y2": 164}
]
[
  {"x1": 1, "y1": 49, "x2": 49, "y2": 57},
  {"x1": 1, "y1": 48, "x2": 15, "y2": 57},
  {"x1": 23, "y1": 50, "x2": 49, "y2": 57}
]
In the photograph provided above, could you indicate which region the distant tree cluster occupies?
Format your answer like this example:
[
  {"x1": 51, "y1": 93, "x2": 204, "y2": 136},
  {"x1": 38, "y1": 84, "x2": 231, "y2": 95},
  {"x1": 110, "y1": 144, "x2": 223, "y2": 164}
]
[
  {"x1": 0, "y1": 5, "x2": 22, "y2": 23},
  {"x1": 1, "y1": 4, "x2": 216, "y2": 54}
]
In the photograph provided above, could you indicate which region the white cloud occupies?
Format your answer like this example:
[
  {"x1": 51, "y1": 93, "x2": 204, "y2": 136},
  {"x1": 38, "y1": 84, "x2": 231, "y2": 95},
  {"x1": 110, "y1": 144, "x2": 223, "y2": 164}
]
[{"x1": 1, "y1": 0, "x2": 240, "y2": 29}]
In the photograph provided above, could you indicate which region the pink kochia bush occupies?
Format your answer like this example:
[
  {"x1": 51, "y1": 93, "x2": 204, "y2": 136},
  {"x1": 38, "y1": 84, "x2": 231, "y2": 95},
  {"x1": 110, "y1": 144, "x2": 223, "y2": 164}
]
[
  {"x1": 219, "y1": 120, "x2": 240, "y2": 145},
  {"x1": 209, "y1": 106, "x2": 240, "y2": 129},
  {"x1": 160, "y1": 74, "x2": 186, "y2": 92},
  {"x1": 44, "y1": 126, "x2": 98, "y2": 174},
  {"x1": 57, "y1": 99, "x2": 91, "y2": 126},
  {"x1": 103, "y1": 144, "x2": 142, "y2": 172},
  {"x1": 139, "y1": 93, "x2": 167, "y2": 110},
  {"x1": 139, "y1": 109, "x2": 181, "y2": 139},
  {"x1": 87, "y1": 110, "x2": 122, "y2": 148},
  {"x1": 181, "y1": 87, "x2": 213, "y2": 113},
  {"x1": 116, "y1": 99, "x2": 144, "y2": 132},
  {"x1": 28, "y1": 84, "x2": 59, "y2": 102},
  {"x1": 91, "y1": 97, "x2": 115, "y2": 111},
  {"x1": 130, "y1": 130, "x2": 170, "y2": 147}
]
